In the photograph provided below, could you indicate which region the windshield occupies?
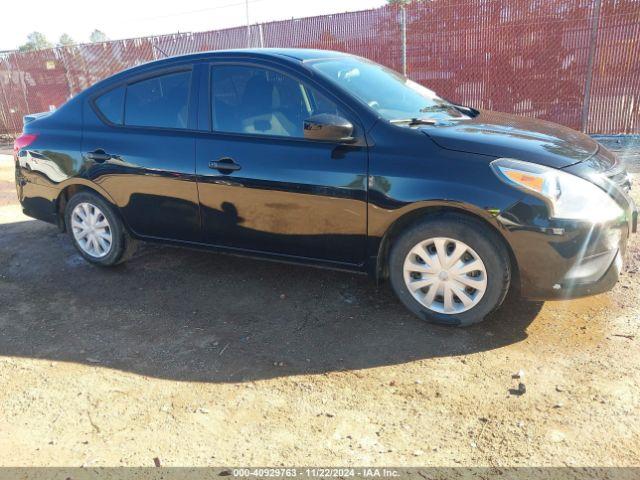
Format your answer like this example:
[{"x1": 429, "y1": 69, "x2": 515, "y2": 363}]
[{"x1": 309, "y1": 56, "x2": 467, "y2": 122}]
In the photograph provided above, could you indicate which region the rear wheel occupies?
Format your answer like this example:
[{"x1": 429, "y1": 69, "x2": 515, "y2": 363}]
[
  {"x1": 389, "y1": 214, "x2": 511, "y2": 326},
  {"x1": 65, "y1": 191, "x2": 136, "y2": 266}
]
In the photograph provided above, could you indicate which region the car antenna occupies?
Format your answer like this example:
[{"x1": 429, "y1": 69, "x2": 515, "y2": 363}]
[{"x1": 153, "y1": 44, "x2": 170, "y2": 59}]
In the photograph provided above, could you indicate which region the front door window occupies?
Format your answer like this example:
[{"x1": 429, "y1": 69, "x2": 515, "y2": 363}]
[{"x1": 211, "y1": 65, "x2": 343, "y2": 138}]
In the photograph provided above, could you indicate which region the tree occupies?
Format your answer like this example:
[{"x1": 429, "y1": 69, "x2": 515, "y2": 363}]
[
  {"x1": 58, "y1": 33, "x2": 75, "y2": 47},
  {"x1": 89, "y1": 30, "x2": 108, "y2": 43},
  {"x1": 18, "y1": 32, "x2": 52, "y2": 52}
]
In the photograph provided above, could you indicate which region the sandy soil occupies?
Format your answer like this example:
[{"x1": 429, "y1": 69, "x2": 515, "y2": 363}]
[{"x1": 0, "y1": 144, "x2": 638, "y2": 467}]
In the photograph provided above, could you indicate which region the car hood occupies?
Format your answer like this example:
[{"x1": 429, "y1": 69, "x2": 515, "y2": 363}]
[{"x1": 421, "y1": 110, "x2": 607, "y2": 170}]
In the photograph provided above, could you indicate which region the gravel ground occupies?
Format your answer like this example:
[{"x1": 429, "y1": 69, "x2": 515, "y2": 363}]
[
  {"x1": 0, "y1": 140, "x2": 638, "y2": 467},
  {"x1": 0, "y1": 142, "x2": 12, "y2": 156}
]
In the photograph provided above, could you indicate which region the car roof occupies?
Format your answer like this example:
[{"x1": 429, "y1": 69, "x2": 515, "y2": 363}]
[
  {"x1": 225, "y1": 48, "x2": 352, "y2": 61},
  {"x1": 81, "y1": 48, "x2": 353, "y2": 97},
  {"x1": 147, "y1": 48, "x2": 353, "y2": 69}
]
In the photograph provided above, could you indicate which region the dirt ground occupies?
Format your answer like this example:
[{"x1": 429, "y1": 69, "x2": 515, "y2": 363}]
[{"x1": 0, "y1": 140, "x2": 638, "y2": 467}]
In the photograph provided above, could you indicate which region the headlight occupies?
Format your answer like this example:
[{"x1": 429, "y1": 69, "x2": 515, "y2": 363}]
[{"x1": 491, "y1": 158, "x2": 623, "y2": 222}]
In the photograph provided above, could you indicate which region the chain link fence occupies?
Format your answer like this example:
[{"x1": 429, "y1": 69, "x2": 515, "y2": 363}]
[{"x1": 0, "y1": 0, "x2": 638, "y2": 136}]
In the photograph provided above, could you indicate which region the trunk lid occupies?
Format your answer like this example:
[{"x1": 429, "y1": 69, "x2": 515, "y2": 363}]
[{"x1": 23, "y1": 111, "x2": 52, "y2": 126}]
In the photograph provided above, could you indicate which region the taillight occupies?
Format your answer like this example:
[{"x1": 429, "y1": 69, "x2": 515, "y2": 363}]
[{"x1": 13, "y1": 133, "x2": 38, "y2": 155}]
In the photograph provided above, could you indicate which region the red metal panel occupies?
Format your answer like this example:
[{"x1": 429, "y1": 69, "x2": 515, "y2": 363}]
[
  {"x1": 588, "y1": 0, "x2": 640, "y2": 134},
  {"x1": 405, "y1": 0, "x2": 597, "y2": 131},
  {"x1": 0, "y1": 1, "x2": 638, "y2": 135}
]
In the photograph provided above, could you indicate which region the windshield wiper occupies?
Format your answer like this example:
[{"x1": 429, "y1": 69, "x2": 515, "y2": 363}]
[
  {"x1": 451, "y1": 103, "x2": 480, "y2": 117},
  {"x1": 420, "y1": 102, "x2": 479, "y2": 118},
  {"x1": 419, "y1": 104, "x2": 454, "y2": 113},
  {"x1": 389, "y1": 117, "x2": 437, "y2": 126}
]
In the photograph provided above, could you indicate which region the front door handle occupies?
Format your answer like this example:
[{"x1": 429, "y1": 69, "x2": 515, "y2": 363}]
[
  {"x1": 209, "y1": 158, "x2": 241, "y2": 173},
  {"x1": 85, "y1": 149, "x2": 112, "y2": 162}
]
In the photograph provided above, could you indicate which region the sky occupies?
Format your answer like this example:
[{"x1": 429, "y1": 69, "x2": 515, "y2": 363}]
[{"x1": 3, "y1": 0, "x2": 387, "y2": 51}]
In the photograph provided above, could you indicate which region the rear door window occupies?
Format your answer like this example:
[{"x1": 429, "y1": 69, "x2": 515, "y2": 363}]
[{"x1": 124, "y1": 71, "x2": 191, "y2": 129}]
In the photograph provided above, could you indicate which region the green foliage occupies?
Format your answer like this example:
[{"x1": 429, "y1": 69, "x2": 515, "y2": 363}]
[
  {"x1": 18, "y1": 32, "x2": 52, "y2": 52},
  {"x1": 58, "y1": 34, "x2": 75, "y2": 46},
  {"x1": 89, "y1": 30, "x2": 108, "y2": 43}
]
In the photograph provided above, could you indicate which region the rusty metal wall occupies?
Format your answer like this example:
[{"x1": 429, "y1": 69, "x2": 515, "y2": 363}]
[{"x1": 0, "y1": 0, "x2": 638, "y2": 136}]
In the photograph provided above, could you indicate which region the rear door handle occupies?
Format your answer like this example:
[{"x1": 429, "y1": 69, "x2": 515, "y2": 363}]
[
  {"x1": 85, "y1": 149, "x2": 112, "y2": 162},
  {"x1": 209, "y1": 158, "x2": 241, "y2": 173}
]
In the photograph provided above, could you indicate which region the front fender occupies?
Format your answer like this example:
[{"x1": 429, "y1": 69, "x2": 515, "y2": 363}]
[{"x1": 365, "y1": 123, "x2": 526, "y2": 279}]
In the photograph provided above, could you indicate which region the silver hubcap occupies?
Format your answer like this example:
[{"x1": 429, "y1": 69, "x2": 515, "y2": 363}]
[
  {"x1": 71, "y1": 202, "x2": 112, "y2": 258},
  {"x1": 403, "y1": 237, "x2": 487, "y2": 314}
]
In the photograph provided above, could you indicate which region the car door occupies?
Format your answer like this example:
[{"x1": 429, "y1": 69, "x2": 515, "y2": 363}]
[
  {"x1": 194, "y1": 62, "x2": 368, "y2": 265},
  {"x1": 82, "y1": 67, "x2": 200, "y2": 242}
]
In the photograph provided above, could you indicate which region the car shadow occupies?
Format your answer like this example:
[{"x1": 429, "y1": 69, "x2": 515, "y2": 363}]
[{"x1": 0, "y1": 220, "x2": 543, "y2": 383}]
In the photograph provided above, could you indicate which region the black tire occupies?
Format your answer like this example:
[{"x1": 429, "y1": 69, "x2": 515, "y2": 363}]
[
  {"x1": 64, "y1": 191, "x2": 136, "y2": 266},
  {"x1": 389, "y1": 213, "x2": 511, "y2": 326}
]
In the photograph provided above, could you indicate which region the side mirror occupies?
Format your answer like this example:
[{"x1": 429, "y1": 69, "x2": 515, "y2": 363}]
[{"x1": 303, "y1": 114, "x2": 355, "y2": 143}]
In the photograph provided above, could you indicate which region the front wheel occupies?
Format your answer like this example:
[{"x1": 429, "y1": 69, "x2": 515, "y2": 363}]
[{"x1": 389, "y1": 214, "x2": 511, "y2": 326}]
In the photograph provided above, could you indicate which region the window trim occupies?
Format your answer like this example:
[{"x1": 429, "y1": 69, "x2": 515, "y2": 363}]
[
  {"x1": 89, "y1": 65, "x2": 196, "y2": 133},
  {"x1": 206, "y1": 60, "x2": 365, "y2": 144},
  {"x1": 93, "y1": 85, "x2": 126, "y2": 126}
]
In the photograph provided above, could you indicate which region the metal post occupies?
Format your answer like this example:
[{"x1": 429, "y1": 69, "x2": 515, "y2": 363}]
[
  {"x1": 246, "y1": 0, "x2": 251, "y2": 48},
  {"x1": 0, "y1": 60, "x2": 18, "y2": 134},
  {"x1": 581, "y1": 0, "x2": 602, "y2": 133},
  {"x1": 59, "y1": 48, "x2": 75, "y2": 100},
  {"x1": 259, "y1": 23, "x2": 265, "y2": 48},
  {"x1": 19, "y1": 71, "x2": 30, "y2": 116},
  {"x1": 400, "y1": 6, "x2": 407, "y2": 77}
]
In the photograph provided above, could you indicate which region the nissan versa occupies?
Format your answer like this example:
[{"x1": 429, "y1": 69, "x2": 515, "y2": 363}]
[{"x1": 14, "y1": 49, "x2": 637, "y2": 326}]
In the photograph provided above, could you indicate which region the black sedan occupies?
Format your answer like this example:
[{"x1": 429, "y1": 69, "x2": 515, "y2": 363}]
[{"x1": 13, "y1": 48, "x2": 637, "y2": 326}]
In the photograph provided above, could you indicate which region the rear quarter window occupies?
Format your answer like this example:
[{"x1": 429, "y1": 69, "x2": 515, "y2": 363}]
[{"x1": 95, "y1": 86, "x2": 125, "y2": 124}]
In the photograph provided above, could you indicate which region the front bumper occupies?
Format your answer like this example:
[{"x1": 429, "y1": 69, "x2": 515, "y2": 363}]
[{"x1": 500, "y1": 194, "x2": 636, "y2": 301}]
